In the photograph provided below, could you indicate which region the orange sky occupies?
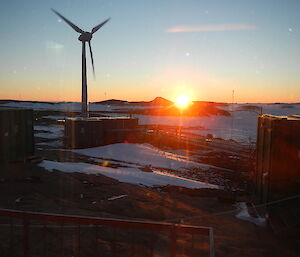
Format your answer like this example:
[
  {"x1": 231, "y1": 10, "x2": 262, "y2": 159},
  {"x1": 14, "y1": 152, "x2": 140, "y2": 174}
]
[{"x1": 1, "y1": 1, "x2": 300, "y2": 103}]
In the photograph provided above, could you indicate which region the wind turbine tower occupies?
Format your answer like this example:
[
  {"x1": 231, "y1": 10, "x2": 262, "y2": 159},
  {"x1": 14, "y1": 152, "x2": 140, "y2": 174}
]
[{"x1": 52, "y1": 9, "x2": 110, "y2": 117}]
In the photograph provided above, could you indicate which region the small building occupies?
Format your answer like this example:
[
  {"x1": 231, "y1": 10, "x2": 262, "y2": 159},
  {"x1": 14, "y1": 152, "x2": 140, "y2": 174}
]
[
  {"x1": 0, "y1": 108, "x2": 34, "y2": 162},
  {"x1": 64, "y1": 116, "x2": 139, "y2": 148},
  {"x1": 255, "y1": 114, "x2": 300, "y2": 203}
]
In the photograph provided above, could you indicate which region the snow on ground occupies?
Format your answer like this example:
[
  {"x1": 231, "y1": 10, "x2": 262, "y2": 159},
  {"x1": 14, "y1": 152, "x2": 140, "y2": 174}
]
[
  {"x1": 2, "y1": 101, "x2": 299, "y2": 143},
  {"x1": 1, "y1": 102, "x2": 81, "y2": 112},
  {"x1": 36, "y1": 141, "x2": 63, "y2": 147},
  {"x1": 72, "y1": 143, "x2": 231, "y2": 172},
  {"x1": 165, "y1": 148, "x2": 210, "y2": 158},
  {"x1": 134, "y1": 104, "x2": 300, "y2": 142},
  {"x1": 235, "y1": 202, "x2": 266, "y2": 226},
  {"x1": 134, "y1": 112, "x2": 256, "y2": 143},
  {"x1": 34, "y1": 125, "x2": 63, "y2": 139},
  {"x1": 35, "y1": 132, "x2": 62, "y2": 139},
  {"x1": 42, "y1": 115, "x2": 66, "y2": 120},
  {"x1": 39, "y1": 160, "x2": 218, "y2": 189},
  {"x1": 0, "y1": 101, "x2": 156, "y2": 112}
]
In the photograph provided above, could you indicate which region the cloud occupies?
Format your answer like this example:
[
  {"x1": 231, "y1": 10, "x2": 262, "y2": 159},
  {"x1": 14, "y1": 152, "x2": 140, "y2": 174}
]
[
  {"x1": 167, "y1": 24, "x2": 256, "y2": 33},
  {"x1": 46, "y1": 41, "x2": 64, "y2": 49}
]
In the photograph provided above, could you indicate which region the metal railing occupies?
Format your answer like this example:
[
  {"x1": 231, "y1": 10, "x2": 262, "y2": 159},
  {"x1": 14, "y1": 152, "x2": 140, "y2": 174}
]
[{"x1": 0, "y1": 208, "x2": 215, "y2": 257}]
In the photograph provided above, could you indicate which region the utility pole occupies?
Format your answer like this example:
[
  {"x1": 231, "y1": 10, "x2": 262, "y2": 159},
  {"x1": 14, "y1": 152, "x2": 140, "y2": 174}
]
[{"x1": 230, "y1": 90, "x2": 235, "y2": 140}]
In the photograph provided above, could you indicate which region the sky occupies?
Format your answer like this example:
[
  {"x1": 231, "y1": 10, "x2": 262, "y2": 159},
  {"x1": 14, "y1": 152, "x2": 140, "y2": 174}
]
[{"x1": 0, "y1": 0, "x2": 300, "y2": 103}]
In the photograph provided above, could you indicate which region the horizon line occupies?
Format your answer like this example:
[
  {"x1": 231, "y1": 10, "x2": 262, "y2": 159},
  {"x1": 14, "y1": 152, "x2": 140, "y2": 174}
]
[{"x1": 1, "y1": 98, "x2": 299, "y2": 105}]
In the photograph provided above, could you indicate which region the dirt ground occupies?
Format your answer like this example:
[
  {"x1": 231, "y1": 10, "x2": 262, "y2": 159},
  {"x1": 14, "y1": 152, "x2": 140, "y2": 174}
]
[
  {"x1": 0, "y1": 110, "x2": 299, "y2": 257},
  {"x1": 0, "y1": 161, "x2": 299, "y2": 257}
]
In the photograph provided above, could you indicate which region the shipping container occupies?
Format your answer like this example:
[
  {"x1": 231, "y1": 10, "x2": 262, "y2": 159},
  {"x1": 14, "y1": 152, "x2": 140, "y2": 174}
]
[
  {"x1": 64, "y1": 117, "x2": 139, "y2": 148},
  {"x1": 0, "y1": 108, "x2": 34, "y2": 162},
  {"x1": 255, "y1": 114, "x2": 300, "y2": 203}
]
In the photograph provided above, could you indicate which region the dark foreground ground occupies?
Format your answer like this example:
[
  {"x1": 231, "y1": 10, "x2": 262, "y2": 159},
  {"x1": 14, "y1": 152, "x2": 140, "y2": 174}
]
[
  {"x1": 0, "y1": 110, "x2": 299, "y2": 257},
  {"x1": 0, "y1": 162, "x2": 299, "y2": 257}
]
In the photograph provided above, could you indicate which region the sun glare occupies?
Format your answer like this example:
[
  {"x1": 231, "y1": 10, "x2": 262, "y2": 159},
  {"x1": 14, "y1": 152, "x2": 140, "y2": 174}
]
[{"x1": 175, "y1": 94, "x2": 191, "y2": 109}]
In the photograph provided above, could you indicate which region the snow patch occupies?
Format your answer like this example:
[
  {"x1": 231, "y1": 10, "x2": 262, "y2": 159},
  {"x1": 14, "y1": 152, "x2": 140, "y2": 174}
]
[
  {"x1": 235, "y1": 202, "x2": 266, "y2": 226},
  {"x1": 34, "y1": 125, "x2": 63, "y2": 139},
  {"x1": 36, "y1": 140, "x2": 63, "y2": 147},
  {"x1": 39, "y1": 160, "x2": 218, "y2": 189},
  {"x1": 42, "y1": 115, "x2": 65, "y2": 120},
  {"x1": 72, "y1": 143, "x2": 231, "y2": 172}
]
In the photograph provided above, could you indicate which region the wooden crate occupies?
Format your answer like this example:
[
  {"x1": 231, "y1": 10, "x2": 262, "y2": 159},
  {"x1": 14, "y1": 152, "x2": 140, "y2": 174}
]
[{"x1": 0, "y1": 108, "x2": 34, "y2": 162}]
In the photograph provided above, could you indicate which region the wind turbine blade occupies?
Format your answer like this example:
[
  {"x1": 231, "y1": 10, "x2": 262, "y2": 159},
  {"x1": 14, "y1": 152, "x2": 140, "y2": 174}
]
[
  {"x1": 91, "y1": 18, "x2": 110, "y2": 34},
  {"x1": 51, "y1": 8, "x2": 84, "y2": 34},
  {"x1": 88, "y1": 41, "x2": 95, "y2": 78}
]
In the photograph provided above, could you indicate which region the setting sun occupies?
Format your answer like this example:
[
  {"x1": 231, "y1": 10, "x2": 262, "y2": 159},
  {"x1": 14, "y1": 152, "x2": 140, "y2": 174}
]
[{"x1": 175, "y1": 94, "x2": 191, "y2": 109}]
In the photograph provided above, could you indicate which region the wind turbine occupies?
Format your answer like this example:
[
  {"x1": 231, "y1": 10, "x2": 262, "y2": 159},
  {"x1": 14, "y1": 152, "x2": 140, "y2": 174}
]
[{"x1": 52, "y1": 9, "x2": 110, "y2": 117}]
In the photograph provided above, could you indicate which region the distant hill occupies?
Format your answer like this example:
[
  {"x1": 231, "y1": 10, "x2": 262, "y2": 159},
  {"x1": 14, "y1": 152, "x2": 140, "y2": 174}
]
[
  {"x1": 94, "y1": 97, "x2": 173, "y2": 107},
  {"x1": 94, "y1": 99, "x2": 129, "y2": 105},
  {"x1": 192, "y1": 101, "x2": 229, "y2": 107},
  {"x1": 149, "y1": 97, "x2": 173, "y2": 106},
  {"x1": 0, "y1": 99, "x2": 56, "y2": 105},
  {"x1": 108, "y1": 99, "x2": 231, "y2": 117}
]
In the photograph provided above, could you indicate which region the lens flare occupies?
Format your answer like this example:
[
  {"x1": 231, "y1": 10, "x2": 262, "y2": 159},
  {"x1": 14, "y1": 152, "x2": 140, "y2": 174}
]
[{"x1": 175, "y1": 94, "x2": 190, "y2": 109}]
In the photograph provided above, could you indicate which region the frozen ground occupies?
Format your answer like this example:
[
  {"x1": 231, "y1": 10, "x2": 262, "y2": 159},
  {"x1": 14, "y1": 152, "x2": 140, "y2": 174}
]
[
  {"x1": 2, "y1": 101, "x2": 299, "y2": 143},
  {"x1": 34, "y1": 125, "x2": 64, "y2": 139},
  {"x1": 39, "y1": 160, "x2": 218, "y2": 189},
  {"x1": 33, "y1": 120, "x2": 228, "y2": 188},
  {"x1": 36, "y1": 140, "x2": 63, "y2": 147},
  {"x1": 73, "y1": 143, "x2": 232, "y2": 172},
  {"x1": 235, "y1": 202, "x2": 266, "y2": 226},
  {"x1": 0, "y1": 101, "x2": 156, "y2": 112},
  {"x1": 36, "y1": 140, "x2": 228, "y2": 188},
  {"x1": 0, "y1": 100, "x2": 297, "y2": 257},
  {"x1": 32, "y1": 119, "x2": 231, "y2": 188},
  {"x1": 135, "y1": 103, "x2": 300, "y2": 142}
]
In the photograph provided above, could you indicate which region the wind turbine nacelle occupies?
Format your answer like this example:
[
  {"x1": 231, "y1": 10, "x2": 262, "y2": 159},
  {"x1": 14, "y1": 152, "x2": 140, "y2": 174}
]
[{"x1": 78, "y1": 32, "x2": 93, "y2": 42}]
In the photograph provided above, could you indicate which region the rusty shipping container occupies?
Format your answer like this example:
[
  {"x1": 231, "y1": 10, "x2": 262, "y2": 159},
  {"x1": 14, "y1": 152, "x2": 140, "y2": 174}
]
[
  {"x1": 0, "y1": 108, "x2": 34, "y2": 162},
  {"x1": 255, "y1": 114, "x2": 300, "y2": 203}
]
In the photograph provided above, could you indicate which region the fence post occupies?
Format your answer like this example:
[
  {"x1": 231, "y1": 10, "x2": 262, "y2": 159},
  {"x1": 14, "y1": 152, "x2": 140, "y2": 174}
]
[
  {"x1": 23, "y1": 218, "x2": 29, "y2": 257},
  {"x1": 169, "y1": 225, "x2": 177, "y2": 257},
  {"x1": 10, "y1": 217, "x2": 14, "y2": 257},
  {"x1": 209, "y1": 228, "x2": 215, "y2": 257},
  {"x1": 77, "y1": 225, "x2": 81, "y2": 257}
]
